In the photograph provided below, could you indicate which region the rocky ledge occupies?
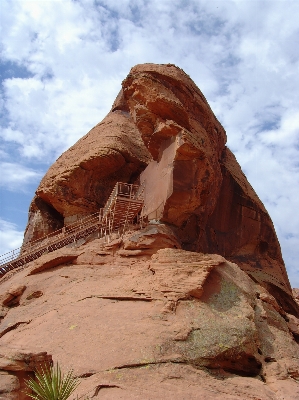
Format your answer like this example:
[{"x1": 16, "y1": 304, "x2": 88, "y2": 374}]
[
  {"x1": 1, "y1": 63, "x2": 298, "y2": 399},
  {"x1": 0, "y1": 226, "x2": 298, "y2": 399}
]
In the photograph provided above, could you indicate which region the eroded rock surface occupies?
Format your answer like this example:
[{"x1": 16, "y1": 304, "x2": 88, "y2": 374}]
[
  {"x1": 121, "y1": 64, "x2": 293, "y2": 308},
  {"x1": 293, "y1": 289, "x2": 299, "y2": 307},
  {"x1": 0, "y1": 228, "x2": 298, "y2": 399},
  {"x1": 24, "y1": 110, "x2": 151, "y2": 244},
  {"x1": 8, "y1": 63, "x2": 298, "y2": 398},
  {"x1": 0, "y1": 350, "x2": 52, "y2": 400},
  {"x1": 22, "y1": 63, "x2": 294, "y2": 312}
]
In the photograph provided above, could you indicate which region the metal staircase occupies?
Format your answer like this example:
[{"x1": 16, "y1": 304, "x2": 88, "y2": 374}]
[{"x1": 0, "y1": 182, "x2": 144, "y2": 278}]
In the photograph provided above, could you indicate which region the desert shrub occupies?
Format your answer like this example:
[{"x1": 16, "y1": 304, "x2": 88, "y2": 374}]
[{"x1": 25, "y1": 362, "x2": 80, "y2": 400}]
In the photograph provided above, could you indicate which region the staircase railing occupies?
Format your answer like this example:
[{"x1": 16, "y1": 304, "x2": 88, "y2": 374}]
[{"x1": 0, "y1": 182, "x2": 144, "y2": 278}]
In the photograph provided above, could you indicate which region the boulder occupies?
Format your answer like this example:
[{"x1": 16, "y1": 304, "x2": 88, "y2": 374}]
[
  {"x1": 0, "y1": 285, "x2": 26, "y2": 307},
  {"x1": 26, "y1": 249, "x2": 82, "y2": 275},
  {"x1": 122, "y1": 223, "x2": 181, "y2": 255}
]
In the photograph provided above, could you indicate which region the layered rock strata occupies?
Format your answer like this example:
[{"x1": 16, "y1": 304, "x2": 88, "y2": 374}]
[
  {"x1": 23, "y1": 110, "x2": 151, "y2": 243},
  {"x1": 23, "y1": 64, "x2": 296, "y2": 318},
  {"x1": 0, "y1": 349, "x2": 52, "y2": 400},
  {"x1": 0, "y1": 228, "x2": 298, "y2": 399},
  {"x1": 123, "y1": 65, "x2": 293, "y2": 311}
]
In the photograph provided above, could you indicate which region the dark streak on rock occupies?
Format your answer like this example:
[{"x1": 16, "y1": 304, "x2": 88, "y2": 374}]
[
  {"x1": 92, "y1": 384, "x2": 121, "y2": 397},
  {"x1": 0, "y1": 321, "x2": 31, "y2": 338}
]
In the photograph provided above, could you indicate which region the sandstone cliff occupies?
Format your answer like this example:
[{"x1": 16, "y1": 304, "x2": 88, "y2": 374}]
[
  {"x1": 24, "y1": 110, "x2": 151, "y2": 241},
  {"x1": 2, "y1": 63, "x2": 298, "y2": 399},
  {"x1": 24, "y1": 63, "x2": 295, "y2": 313},
  {"x1": 1, "y1": 228, "x2": 299, "y2": 399}
]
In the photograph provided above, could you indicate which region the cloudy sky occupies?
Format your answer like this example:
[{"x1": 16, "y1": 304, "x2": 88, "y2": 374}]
[{"x1": 0, "y1": 0, "x2": 298, "y2": 287}]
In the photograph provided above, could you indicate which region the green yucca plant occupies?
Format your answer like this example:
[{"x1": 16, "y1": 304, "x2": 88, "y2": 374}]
[{"x1": 24, "y1": 362, "x2": 80, "y2": 400}]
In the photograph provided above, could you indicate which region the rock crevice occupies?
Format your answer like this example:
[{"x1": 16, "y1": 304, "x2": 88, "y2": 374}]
[{"x1": 3, "y1": 63, "x2": 298, "y2": 399}]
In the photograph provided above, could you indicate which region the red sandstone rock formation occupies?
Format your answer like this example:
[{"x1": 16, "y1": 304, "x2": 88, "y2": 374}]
[
  {"x1": 22, "y1": 62, "x2": 297, "y2": 315},
  {"x1": 293, "y1": 288, "x2": 299, "y2": 306},
  {"x1": 0, "y1": 231, "x2": 299, "y2": 399},
  {"x1": 5, "y1": 63, "x2": 297, "y2": 398},
  {"x1": 0, "y1": 349, "x2": 52, "y2": 399},
  {"x1": 122, "y1": 64, "x2": 294, "y2": 313},
  {"x1": 23, "y1": 110, "x2": 151, "y2": 243}
]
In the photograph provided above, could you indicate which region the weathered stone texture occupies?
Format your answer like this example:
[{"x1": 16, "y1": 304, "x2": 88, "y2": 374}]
[
  {"x1": 0, "y1": 232, "x2": 298, "y2": 399},
  {"x1": 9, "y1": 63, "x2": 298, "y2": 398},
  {"x1": 23, "y1": 110, "x2": 151, "y2": 244},
  {"x1": 21, "y1": 62, "x2": 296, "y2": 315}
]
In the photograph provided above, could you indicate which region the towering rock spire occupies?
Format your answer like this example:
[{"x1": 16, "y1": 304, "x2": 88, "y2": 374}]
[{"x1": 24, "y1": 63, "x2": 294, "y2": 312}]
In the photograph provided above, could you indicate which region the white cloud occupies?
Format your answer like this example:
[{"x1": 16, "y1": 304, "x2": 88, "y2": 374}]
[
  {"x1": 0, "y1": 218, "x2": 24, "y2": 256},
  {"x1": 0, "y1": 162, "x2": 42, "y2": 191},
  {"x1": 280, "y1": 235, "x2": 299, "y2": 289},
  {"x1": 0, "y1": 0, "x2": 298, "y2": 287}
]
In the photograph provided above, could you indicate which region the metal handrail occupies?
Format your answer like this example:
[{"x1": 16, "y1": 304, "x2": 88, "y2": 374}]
[
  {"x1": 0, "y1": 182, "x2": 144, "y2": 277},
  {"x1": 0, "y1": 211, "x2": 102, "y2": 265},
  {"x1": 102, "y1": 183, "x2": 142, "y2": 216}
]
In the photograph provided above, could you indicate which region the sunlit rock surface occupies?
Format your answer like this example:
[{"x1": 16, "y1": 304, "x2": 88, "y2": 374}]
[
  {"x1": 1, "y1": 228, "x2": 299, "y2": 399},
  {"x1": 6, "y1": 63, "x2": 298, "y2": 399}
]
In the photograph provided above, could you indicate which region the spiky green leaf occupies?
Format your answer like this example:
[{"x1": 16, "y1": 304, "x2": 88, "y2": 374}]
[{"x1": 24, "y1": 362, "x2": 80, "y2": 400}]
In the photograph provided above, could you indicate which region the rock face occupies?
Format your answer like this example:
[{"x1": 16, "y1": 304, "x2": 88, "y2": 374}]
[
  {"x1": 0, "y1": 349, "x2": 52, "y2": 400},
  {"x1": 6, "y1": 63, "x2": 298, "y2": 398},
  {"x1": 122, "y1": 64, "x2": 293, "y2": 312},
  {"x1": 293, "y1": 289, "x2": 299, "y2": 307},
  {"x1": 23, "y1": 110, "x2": 151, "y2": 243},
  {"x1": 24, "y1": 63, "x2": 295, "y2": 312},
  {"x1": 0, "y1": 230, "x2": 299, "y2": 399}
]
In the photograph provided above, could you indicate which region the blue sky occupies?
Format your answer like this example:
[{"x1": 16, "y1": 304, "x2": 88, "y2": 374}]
[{"x1": 0, "y1": 0, "x2": 298, "y2": 287}]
